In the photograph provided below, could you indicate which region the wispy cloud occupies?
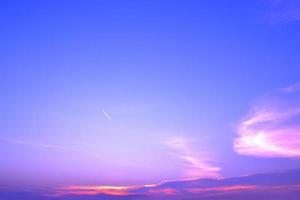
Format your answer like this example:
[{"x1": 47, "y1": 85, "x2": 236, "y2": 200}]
[
  {"x1": 1, "y1": 138, "x2": 79, "y2": 152},
  {"x1": 0, "y1": 138, "x2": 101, "y2": 157},
  {"x1": 263, "y1": 0, "x2": 300, "y2": 23},
  {"x1": 234, "y1": 82, "x2": 300, "y2": 157},
  {"x1": 281, "y1": 81, "x2": 300, "y2": 93},
  {"x1": 164, "y1": 137, "x2": 220, "y2": 179}
]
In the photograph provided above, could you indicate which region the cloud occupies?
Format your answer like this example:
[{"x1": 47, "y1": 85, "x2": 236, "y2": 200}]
[
  {"x1": 234, "y1": 82, "x2": 300, "y2": 157},
  {"x1": 164, "y1": 137, "x2": 221, "y2": 179},
  {"x1": 281, "y1": 81, "x2": 300, "y2": 93},
  {"x1": 0, "y1": 138, "x2": 102, "y2": 157},
  {"x1": 53, "y1": 185, "x2": 137, "y2": 196},
  {"x1": 186, "y1": 185, "x2": 258, "y2": 194},
  {"x1": 263, "y1": 0, "x2": 300, "y2": 23},
  {"x1": 48, "y1": 169, "x2": 300, "y2": 199},
  {"x1": 1, "y1": 138, "x2": 79, "y2": 152}
]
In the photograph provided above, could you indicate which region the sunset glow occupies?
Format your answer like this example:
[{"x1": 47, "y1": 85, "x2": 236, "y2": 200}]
[{"x1": 1, "y1": 0, "x2": 300, "y2": 199}]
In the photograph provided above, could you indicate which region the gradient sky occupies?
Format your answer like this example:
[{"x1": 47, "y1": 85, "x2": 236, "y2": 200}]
[{"x1": 1, "y1": 0, "x2": 300, "y2": 191}]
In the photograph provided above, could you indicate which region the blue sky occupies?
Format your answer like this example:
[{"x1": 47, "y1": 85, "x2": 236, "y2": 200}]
[{"x1": 0, "y1": 0, "x2": 300, "y2": 193}]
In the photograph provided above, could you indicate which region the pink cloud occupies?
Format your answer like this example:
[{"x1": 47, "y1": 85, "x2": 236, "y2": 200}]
[
  {"x1": 148, "y1": 188, "x2": 179, "y2": 195},
  {"x1": 164, "y1": 137, "x2": 221, "y2": 179},
  {"x1": 186, "y1": 185, "x2": 258, "y2": 194},
  {"x1": 53, "y1": 185, "x2": 140, "y2": 196},
  {"x1": 234, "y1": 82, "x2": 300, "y2": 157},
  {"x1": 49, "y1": 169, "x2": 300, "y2": 198},
  {"x1": 52, "y1": 183, "x2": 300, "y2": 198},
  {"x1": 186, "y1": 184, "x2": 300, "y2": 197}
]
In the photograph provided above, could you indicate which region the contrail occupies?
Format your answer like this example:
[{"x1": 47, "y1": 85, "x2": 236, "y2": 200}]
[
  {"x1": 102, "y1": 110, "x2": 112, "y2": 120},
  {"x1": 0, "y1": 138, "x2": 78, "y2": 152},
  {"x1": 0, "y1": 138, "x2": 103, "y2": 157}
]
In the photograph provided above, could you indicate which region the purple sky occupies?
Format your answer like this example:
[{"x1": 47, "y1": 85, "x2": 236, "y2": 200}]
[{"x1": 0, "y1": 0, "x2": 300, "y2": 199}]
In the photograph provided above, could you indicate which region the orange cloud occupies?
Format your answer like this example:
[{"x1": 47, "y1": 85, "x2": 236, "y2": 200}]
[{"x1": 54, "y1": 185, "x2": 140, "y2": 196}]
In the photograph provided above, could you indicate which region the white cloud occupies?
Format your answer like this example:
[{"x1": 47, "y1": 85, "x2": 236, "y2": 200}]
[{"x1": 234, "y1": 82, "x2": 300, "y2": 157}]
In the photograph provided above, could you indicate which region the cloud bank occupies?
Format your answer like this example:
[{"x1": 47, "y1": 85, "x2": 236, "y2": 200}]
[
  {"x1": 45, "y1": 169, "x2": 300, "y2": 199},
  {"x1": 234, "y1": 82, "x2": 300, "y2": 157}
]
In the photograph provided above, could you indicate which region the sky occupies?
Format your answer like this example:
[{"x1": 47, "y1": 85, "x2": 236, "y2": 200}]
[{"x1": 0, "y1": 0, "x2": 300, "y2": 199}]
